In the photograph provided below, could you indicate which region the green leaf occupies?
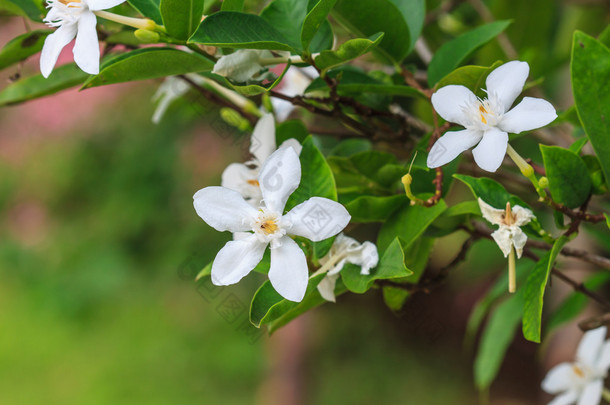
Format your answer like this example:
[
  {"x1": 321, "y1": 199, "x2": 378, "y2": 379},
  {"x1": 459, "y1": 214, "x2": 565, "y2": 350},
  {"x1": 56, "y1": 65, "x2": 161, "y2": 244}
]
[
  {"x1": 332, "y1": 0, "x2": 410, "y2": 63},
  {"x1": 474, "y1": 290, "x2": 524, "y2": 390},
  {"x1": 0, "y1": 64, "x2": 88, "y2": 107},
  {"x1": 5, "y1": 0, "x2": 43, "y2": 21},
  {"x1": 428, "y1": 21, "x2": 512, "y2": 87},
  {"x1": 314, "y1": 33, "x2": 384, "y2": 73},
  {"x1": 301, "y1": 0, "x2": 337, "y2": 52},
  {"x1": 341, "y1": 237, "x2": 412, "y2": 293},
  {"x1": 0, "y1": 30, "x2": 50, "y2": 70},
  {"x1": 128, "y1": 0, "x2": 162, "y2": 24},
  {"x1": 382, "y1": 286, "x2": 410, "y2": 312},
  {"x1": 276, "y1": 120, "x2": 309, "y2": 145},
  {"x1": 388, "y1": 0, "x2": 425, "y2": 55},
  {"x1": 221, "y1": 0, "x2": 244, "y2": 11},
  {"x1": 160, "y1": 0, "x2": 204, "y2": 40},
  {"x1": 453, "y1": 174, "x2": 530, "y2": 210},
  {"x1": 377, "y1": 200, "x2": 447, "y2": 253},
  {"x1": 206, "y1": 61, "x2": 291, "y2": 96},
  {"x1": 540, "y1": 145, "x2": 592, "y2": 209},
  {"x1": 522, "y1": 236, "x2": 568, "y2": 343},
  {"x1": 250, "y1": 274, "x2": 326, "y2": 328},
  {"x1": 189, "y1": 11, "x2": 297, "y2": 52},
  {"x1": 571, "y1": 31, "x2": 610, "y2": 185},
  {"x1": 436, "y1": 62, "x2": 502, "y2": 96},
  {"x1": 82, "y1": 48, "x2": 214, "y2": 89},
  {"x1": 345, "y1": 195, "x2": 406, "y2": 223}
]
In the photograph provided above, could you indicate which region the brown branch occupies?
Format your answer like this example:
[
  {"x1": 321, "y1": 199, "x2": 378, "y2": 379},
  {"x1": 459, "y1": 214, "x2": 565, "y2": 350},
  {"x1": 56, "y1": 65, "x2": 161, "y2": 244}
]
[{"x1": 579, "y1": 313, "x2": 610, "y2": 332}]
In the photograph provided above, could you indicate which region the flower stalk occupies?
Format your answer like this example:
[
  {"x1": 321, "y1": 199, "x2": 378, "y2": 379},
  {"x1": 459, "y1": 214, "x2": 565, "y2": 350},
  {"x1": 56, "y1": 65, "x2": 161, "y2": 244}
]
[
  {"x1": 93, "y1": 10, "x2": 160, "y2": 31},
  {"x1": 506, "y1": 144, "x2": 546, "y2": 198},
  {"x1": 508, "y1": 245, "x2": 516, "y2": 293}
]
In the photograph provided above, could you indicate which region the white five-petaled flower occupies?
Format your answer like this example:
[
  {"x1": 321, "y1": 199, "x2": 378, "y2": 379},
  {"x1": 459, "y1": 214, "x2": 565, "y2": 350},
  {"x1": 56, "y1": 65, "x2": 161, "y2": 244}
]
[
  {"x1": 478, "y1": 198, "x2": 533, "y2": 259},
  {"x1": 222, "y1": 113, "x2": 302, "y2": 207},
  {"x1": 427, "y1": 61, "x2": 557, "y2": 172},
  {"x1": 194, "y1": 146, "x2": 351, "y2": 302},
  {"x1": 542, "y1": 326, "x2": 610, "y2": 405},
  {"x1": 212, "y1": 49, "x2": 277, "y2": 83},
  {"x1": 317, "y1": 233, "x2": 379, "y2": 302},
  {"x1": 40, "y1": 0, "x2": 126, "y2": 78}
]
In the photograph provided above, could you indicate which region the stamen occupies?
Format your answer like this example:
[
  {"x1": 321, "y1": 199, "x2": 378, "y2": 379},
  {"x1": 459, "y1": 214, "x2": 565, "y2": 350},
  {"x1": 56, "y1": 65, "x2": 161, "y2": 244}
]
[
  {"x1": 260, "y1": 219, "x2": 278, "y2": 235},
  {"x1": 573, "y1": 365, "x2": 585, "y2": 378},
  {"x1": 247, "y1": 179, "x2": 260, "y2": 186},
  {"x1": 504, "y1": 202, "x2": 514, "y2": 226}
]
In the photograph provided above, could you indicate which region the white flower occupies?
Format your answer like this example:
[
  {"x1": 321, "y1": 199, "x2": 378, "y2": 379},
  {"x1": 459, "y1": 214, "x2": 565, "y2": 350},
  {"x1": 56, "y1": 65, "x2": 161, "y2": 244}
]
[
  {"x1": 542, "y1": 326, "x2": 610, "y2": 405},
  {"x1": 40, "y1": 0, "x2": 126, "y2": 78},
  {"x1": 221, "y1": 113, "x2": 302, "y2": 206},
  {"x1": 427, "y1": 61, "x2": 557, "y2": 172},
  {"x1": 151, "y1": 74, "x2": 206, "y2": 124},
  {"x1": 212, "y1": 49, "x2": 276, "y2": 83},
  {"x1": 317, "y1": 233, "x2": 379, "y2": 302},
  {"x1": 478, "y1": 198, "x2": 534, "y2": 258},
  {"x1": 193, "y1": 147, "x2": 351, "y2": 302},
  {"x1": 271, "y1": 66, "x2": 318, "y2": 121}
]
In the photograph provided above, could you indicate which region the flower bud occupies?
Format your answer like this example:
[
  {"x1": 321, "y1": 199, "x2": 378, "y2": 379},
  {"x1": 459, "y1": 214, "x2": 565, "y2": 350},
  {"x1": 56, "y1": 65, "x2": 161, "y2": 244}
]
[
  {"x1": 134, "y1": 29, "x2": 160, "y2": 43},
  {"x1": 220, "y1": 108, "x2": 250, "y2": 131},
  {"x1": 538, "y1": 176, "x2": 549, "y2": 189}
]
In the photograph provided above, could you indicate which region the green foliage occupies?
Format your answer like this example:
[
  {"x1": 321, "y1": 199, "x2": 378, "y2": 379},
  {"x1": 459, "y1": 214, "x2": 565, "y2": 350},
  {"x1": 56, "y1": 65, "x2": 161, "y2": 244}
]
[
  {"x1": 428, "y1": 21, "x2": 511, "y2": 86},
  {"x1": 436, "y1": 62, "x2": 502, "y2": 95},
  {"x1": 160, "y1": 0, "x2": 204, "y2": 41},
  {"x1": 522, "y1": 237, "x2": 568, "y2": 343},
  {"x1": 5, "y1": 0, "x2": 43, "y2": 21},
  {"x1": 83, "y1": 48, "x2": 214, "y2": 89},
  {"x1": 540, "y1": 145, "x2": 592, "y2": 208},
  {"x1": 571, "y1": 31, "x2": 610, "y2": 185},
  {"x1": 208, "y1": 61, "x2": 291, "y2": 96},
  {"x1": 128, "y1": 0, "x2": 163, "y2": 24},
  {"x1": 0, "y1": 64, "x2": 88, "y2": 106},
  {"x1": 314, "y1": 33, "x2": 384, "y2": 73},
  {"x1": 345, "y1": 195, "x2": 406, "y2": 223},
  {"x1": 221, "y1": 0, "x2": 244, "y2": 11},
  {"x1": 0, "y1": 29, "x2": 49, "y2": 70},
  {"x1": 300, "y1": 0, "x2": 337, "y2": 53}
]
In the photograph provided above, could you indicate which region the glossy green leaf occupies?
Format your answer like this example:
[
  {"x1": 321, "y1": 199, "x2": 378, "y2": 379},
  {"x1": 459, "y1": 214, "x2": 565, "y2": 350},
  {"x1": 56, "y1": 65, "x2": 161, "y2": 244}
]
[
  {"x1": 301, "y1": 0, "x2": 337, "y2": 52},
  {"x1": 314, "y1": 33, "x2": 384, "y2": 73},
  {"x1": 0, "y1": 64, "x2": 88, "y2": 107},
  {"x1": 540, "y1": 145, "x2": 592, "y2": 209},
  {"x1": 0, "y1": 29, "x2": 50, "y2": 70},
  {"x1": 571, "y1": 31, "x2": 610, "y2": 185},
  {"x1": 276, "y1": 120, "x2": 309, "y2": 145},
  {"x1": 341, "y1": 237, "x2": 412, "y2": 294},
  {"x1": 250, "y1": 273, "x2": 326, "y2": 328},
  {"x1": 82, "y1": 48, "x2": 214, "y2": 89},
  {"x1": 474, "y1": 290, "x2": 524, "y2": 390},
  {"x1": 6, "y1": 0, "x2": 43, "y2": 21},
  {"x1": 388, "y1": 0, "x2": 425, "y2": 54},
  {"x1": 382, "y1": 286, "x2": 410, "y2": 312},
  {"x1": 332, "y1": 0, "x2": 410, "y2": 63},
  {"x1": 453, "y1": 174, "x2": 530, "y2": 210},
  {"x1": 436, "y1": 62, "x2": 502, "y2": 95},
  {"x1": 522, "y1": 236, "x2": 568, "y2": 343},
  {"x1": 377, "y1": 200, "x2": 447, "y2": 253},
  {"x1": 428, "y1": 21, "x2": 512, "y2": 86},
  {"x1": 128, "y1": 0, "x2": 162, "y2": 24},
  {"x1": 345, "y1": 195, "x2": 406, "y2": 223},
  {"x1": 160, "y1": 0, "x2": 204, "y2": 40},
  {"x1": 189, "y1": 11, "x2": 297, "y2": 52},
  {"x1": 221, "y1": 0, "x2": 244, "y2": 11}
]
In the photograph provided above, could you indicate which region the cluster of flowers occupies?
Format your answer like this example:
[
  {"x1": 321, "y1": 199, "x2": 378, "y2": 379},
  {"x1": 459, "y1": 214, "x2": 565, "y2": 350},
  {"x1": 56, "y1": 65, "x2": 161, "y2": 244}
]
[{"x1": 38, "y1": 3, "x2": 609, "y2": 403}]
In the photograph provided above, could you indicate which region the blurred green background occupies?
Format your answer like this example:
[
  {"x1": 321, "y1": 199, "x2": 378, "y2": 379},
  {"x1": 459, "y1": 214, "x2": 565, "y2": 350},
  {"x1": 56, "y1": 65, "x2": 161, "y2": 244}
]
[{"x1": 1, "y1": 0, "x2": 609, "y2": 403}]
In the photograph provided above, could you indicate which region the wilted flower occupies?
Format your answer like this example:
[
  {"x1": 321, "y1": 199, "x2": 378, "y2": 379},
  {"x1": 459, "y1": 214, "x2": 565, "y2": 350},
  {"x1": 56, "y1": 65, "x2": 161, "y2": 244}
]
[
  {"x1": 317, "y1": 233, "x2": 379, "y2": 302},
  {"x1": 212, "y1": 49, "x2": 277, "y2": 83},
  {"x1": 542, "y1": 326, "x2": 610, "y2": 405},
  {"x1": 194, "y1": 147, "x2": 351, "y2": 302},
  {"x1": 222, "y1": 113, "x2": 301, "y2": 206},
  {"x1": 427, "y1": 61, "x2": 557, "y2": 172},
  {"x1": 40, "y1": 0, "x2": 126, "y2": 77}
]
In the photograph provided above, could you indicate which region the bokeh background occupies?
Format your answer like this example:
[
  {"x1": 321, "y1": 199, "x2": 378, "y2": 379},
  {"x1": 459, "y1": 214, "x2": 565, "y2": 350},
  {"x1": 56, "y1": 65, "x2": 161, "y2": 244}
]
[{"x1": 1, "y1": 0, "x2": 609, "y2": 404}]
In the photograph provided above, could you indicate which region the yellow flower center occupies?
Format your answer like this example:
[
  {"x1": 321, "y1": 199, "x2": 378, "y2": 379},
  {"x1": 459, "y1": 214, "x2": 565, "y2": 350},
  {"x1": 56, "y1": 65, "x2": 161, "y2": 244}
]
[
  {"x1": 572, "y1": 365, "x2": 585, "y2": 378},
  {"x1": 247, "y1": 179, "x2": 260, "y2": 186},
  {"x1": 479, "y1": 105, "x2": 488, "y2": 124},
  {"x1": 259, "y1": 219, "x2": 278, "y2": 235}
]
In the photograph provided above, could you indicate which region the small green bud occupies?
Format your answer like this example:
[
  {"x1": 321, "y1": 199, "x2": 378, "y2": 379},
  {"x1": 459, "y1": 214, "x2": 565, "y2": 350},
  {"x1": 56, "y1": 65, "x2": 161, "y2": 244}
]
[
  {"x1": 220, "y1": 108, "x2": 250, "y2": 131},
  {"x1": 261, "y1": 93, "x2": 274, "y2": 115},
  {"x1": 134, "y1": 29, "x2": 160, "y2": 43},
  {"x1": 520, "y1": 164, "x2": 534, "y2": 178},
  {"x1": 538, "y1": 176, "x2": 549, "y2": 189}
]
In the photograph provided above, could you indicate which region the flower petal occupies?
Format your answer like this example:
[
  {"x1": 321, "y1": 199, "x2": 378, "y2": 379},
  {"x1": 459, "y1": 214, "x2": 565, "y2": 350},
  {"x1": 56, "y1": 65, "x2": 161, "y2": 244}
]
[
  {"x1": 279, "y1": 138, "x2": 303, "y2": 155},
  {"x1": 250, "y1": 113, "x2": 276, "y2": 164},
  {"x1": 485, "y1": 60, "x2": 529, "y2": 112},
  {"x1": 193, "y1": 186, "x2": 258, "y2": 233},
  {"x1": 212, "y1": 49, "x2": 268, "y2": 82},
  {"x1": 472, "y1": 127, "x2": 508, "y2": 172},
  {"x1": 596, "y1": 341, "x2": 610, "y2": 373},
  {"x1": 512, "y1": 205, "x2": 535, "y2": 227},
  {"x1": 221, "y1": 163, "x2": 261, "y2": 205},
  {"x1": 542, "y1": 363, "x2": 578, "y2": 394},
  {"x1": 577, "y1": 379, "x2": 603, "y2": 405},
  {"x1": 73, "y1": 11, "x2": 100, "y2": 75},
  {"x1": 498, "y1": 97, "x2": 558, "y2": 134},
  {"x1": 40, "y1": 23, "x2": 77, "y2": 78},
  {"x1": 258, "y1": 147, "x2": 301, "y2": 213},
  {"x1": 211, "y1": 234, "x2": 266, "y2": 285},
  {"x1": 317, "y1": 273, "x2": 339, "y2": 302},
  {"x1": 430, "y1": 85, "x2": 476, "y2": 126},
  {"x1": 491, "y1": 228, "x2": 513, "y2": 257},
  {"x1": 478, "y1": 197, "x2": 506, "y2": 225},
  {"x1": 283, "y1": 197, "x2": 350, "y2": 242},
  {"x1": 510, "y1": 227, "x2": 528, "y2": 258},
  {"x1": 548, "y1": 390, "x2": 579, "y2": 405},
  {"x1": 576, "y1": 326, "x2": 607, "y2": 367},
  {"x1": 427, "y1": 129, "x2": 483, "y2": 168},
  {"x1": 268, "y1": 236, "x2": 309, "y2": 302},
  {"x1": 87, "y1": 0, "x2": 126, "y2": 10}
]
